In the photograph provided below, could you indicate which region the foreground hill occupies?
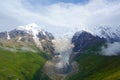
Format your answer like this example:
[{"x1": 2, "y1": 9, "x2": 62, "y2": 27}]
[
  {"x1": 0, "y1": 47, "x2": 51, "y2": 80},
  {"x1": 67, "y1": 49, "x2": 120, "y2": 80},
  {"x1": 67, "y1": 31, "x2": 120, "y2": 80}
]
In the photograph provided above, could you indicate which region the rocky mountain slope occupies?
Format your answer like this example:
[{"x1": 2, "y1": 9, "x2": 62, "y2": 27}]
[
  {"x1": 0, "y1": 23, "x2": 54, "y2": 54},
  {"x1": 93, "y1": 26, "x2": 120, "y2": 42},
  {"x1": 72, "y1": 26, "x2": 120, "y2": 53},
  {"x1": 72, "y1": 31, "x2": 106, "y2": 52}
]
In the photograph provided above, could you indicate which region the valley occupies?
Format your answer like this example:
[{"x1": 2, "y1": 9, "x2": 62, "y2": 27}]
[
  {"x1": 42, "y1": 56, "x2": 79, "y2": 80},
  {"x1": 1, "y1": 0, "x2": 120, "y2": 79},
  {"x1": 0, "y1": 24, "x2": 120, "y2": 80}
]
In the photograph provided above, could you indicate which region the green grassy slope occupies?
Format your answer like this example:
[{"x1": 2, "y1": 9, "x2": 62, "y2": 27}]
[
  {"x1": 0, "y1": 48, "x2": 51, "y2": 80},
  {"x1": 67, "y1": 45, "x2": 120, "y2": 80}
]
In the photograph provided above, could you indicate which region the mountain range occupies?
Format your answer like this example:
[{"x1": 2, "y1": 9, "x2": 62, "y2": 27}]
[
  {"x1": 0, "y1": 23, "x2": 120, "y2": 80},
  {"x1": 1, "y1": 23, "x2": 120, "y2": 53}
]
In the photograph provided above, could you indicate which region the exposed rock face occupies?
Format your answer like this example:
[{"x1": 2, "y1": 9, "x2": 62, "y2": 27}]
[
  {"x1": 0, "y1": 32, "x2": 7, "y2": 38},
  {"x1": 9, "y1": 29, "x2": 29, "y2": 38},
  {"x1": 72, "y1": 31, "x2": 106, "y2": 52}
]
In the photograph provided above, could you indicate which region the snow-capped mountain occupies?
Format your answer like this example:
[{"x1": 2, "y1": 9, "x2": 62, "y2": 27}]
[
  {"x1": 16, "y1": 23, "x2": 54, "y2": 40},
  {"x1": 16, "y1": 23, "x2": 54, "y2": 48},
  {"x1": 0, "y1": 23, "x2": 54, "y2": 54},
  {"x1": 72, "y1": 26, "x2": 120, "y2": 42},
  {"x1": 72, "y1": 31, "x2": 106, "y2": 52},
  {"x1": 72, "y1": 26, "x2": 120, "y2": 52},
  {"x1": 89, "y1": 26, "x2": 120, "y2": 42}
]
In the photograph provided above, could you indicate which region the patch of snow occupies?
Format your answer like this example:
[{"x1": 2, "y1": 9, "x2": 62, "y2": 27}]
[
  {"x1": 91, "y1": 26, "x2": 120, "y2": 39},
  {"x1": 42, "y1": 31, "x2": 46, "y2": 35},
  {"x1": 7, "y1": 32, "x2": 10, "y2": 40},
  {"x1": 16, "y1": 23, "x2": 43, "y2": 49},
  {"x1": 17, "y1": 23, "x2": 41, "y2": 34},
  {"x1": 17, "y1": 37, "x2": 22, "y2": 42},
  {"x1": 41, "y1": 39, "x2": 45, "y2": 42},
  {"x1": 75, "y1": 26, "x2": 120, "y2": 40}
]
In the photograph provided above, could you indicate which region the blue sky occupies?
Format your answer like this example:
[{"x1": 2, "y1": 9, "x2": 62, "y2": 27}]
[
  {"x1": 25, "y1": 0, "x2": 89, "y2": 5},
  {"x1": 0, "y1": 0, "x2": 120, "y2": 36}
]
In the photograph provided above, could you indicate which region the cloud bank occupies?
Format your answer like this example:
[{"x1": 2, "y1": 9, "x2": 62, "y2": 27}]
[
  {"x1": 101, "y1": 42, "x2": 120, "y2": 56},
  {"x1": 0, "y1": 0, "x2": 120, "y2": 36}
]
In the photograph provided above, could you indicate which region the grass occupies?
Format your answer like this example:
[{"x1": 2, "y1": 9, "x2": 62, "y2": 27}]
[
  {"x1": 67, "y1": 44, "x2": 120, "y2": 80},
  {"x1": 0, "y1": 48, "x2": 51, "y2": 80}
]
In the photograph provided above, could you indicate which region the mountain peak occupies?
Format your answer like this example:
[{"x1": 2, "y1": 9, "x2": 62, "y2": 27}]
[
  {"x1": 16, "y1": 23, "x2": 41, "y2": 33},
  {"x1": 0, "y1": 23, "x2": 54, "y2": 53}
]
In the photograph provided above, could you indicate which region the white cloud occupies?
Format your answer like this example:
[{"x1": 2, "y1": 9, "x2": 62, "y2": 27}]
[
  {"x1": 101, "y1": 42, "x2": 120, "y2": 56},
  {"x1": 45, "y1": 0, "x2": 120, "y2": 27},
  {"x1": 0, "y1": 0, "x2": 120, "y2": 36}
]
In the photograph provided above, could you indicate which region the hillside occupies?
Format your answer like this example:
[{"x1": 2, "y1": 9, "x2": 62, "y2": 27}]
[
  {"x1": 0, "y1": 47, "x2": 51, "y2": 80},
  {"x1": 67, "y1": 45, "x2": 120, "y2": 80}
]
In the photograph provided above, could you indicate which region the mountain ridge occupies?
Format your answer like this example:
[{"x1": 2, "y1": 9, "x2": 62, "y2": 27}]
[{"x1": 0, "y1": 23, "x2": 54, "y2": 54}]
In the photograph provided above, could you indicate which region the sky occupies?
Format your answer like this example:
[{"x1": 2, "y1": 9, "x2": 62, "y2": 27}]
[{"x1": 0, "y1": 0, "x2": 120, "y2": 36}]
